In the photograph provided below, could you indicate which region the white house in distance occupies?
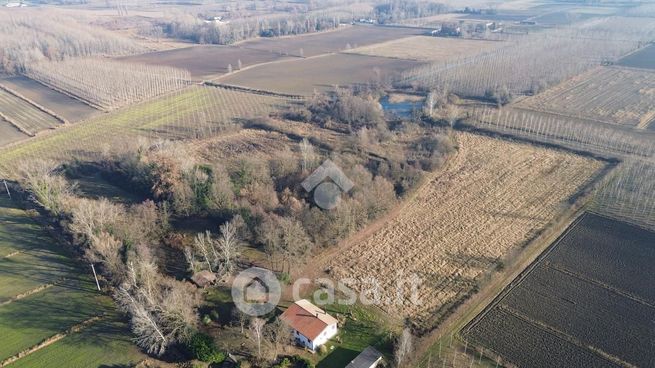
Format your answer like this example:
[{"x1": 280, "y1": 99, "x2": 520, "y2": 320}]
[{"x1": 280, "y1": 299, "x2": 338, "y2": 351}]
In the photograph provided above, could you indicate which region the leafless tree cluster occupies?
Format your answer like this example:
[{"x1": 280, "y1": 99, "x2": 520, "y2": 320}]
[
  {"x1": 303, "y1": 88, "x2": 386, "y2": 132},
  {"x1": 402, "y1": 17, "x2": 655, "y2": 98},
  {"x1": 0, "y1": 11, "x2": 144, "y2": 73},
  {"x1": 468, "y1": 107, "x2": 655, "y2": 159},
  {"x1": 26, "y1": 59, "x2": 191, "y2": 111},
  {"x1": 394, "y1": 327, "x2": 414, "y2": 367},
  {"x1": 594, "y1": 160, "x2": 655, "y2": 230},
  {"x1": 374, "y1": 0, "x2": 447, "y2": 24},
  {"x1": 184, "y1": 218, "x2": 243, "y2": 275},
  {"x1": 116, "y1": 270, "x2": 199, "y2": 356},
  {"x1": 159, "y1": 12, "x2": 342, "y2": 45},
  {"x1": 17, "y1": 159, "x2": 200, "y2": 356},
  {"x1": 17, "y1": 160, "x2": 74, "y2": 216}
]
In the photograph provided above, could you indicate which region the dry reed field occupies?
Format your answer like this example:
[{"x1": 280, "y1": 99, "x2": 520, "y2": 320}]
[
  {"x1": 346, "y1": 36, "x2": 502, "y2": 62},
  {"x1": 328, "y1": 132, "x2": 605, "y2": 330},
  {"x1": 518, "y1": 67, "x2": 655, "y2": 128}
]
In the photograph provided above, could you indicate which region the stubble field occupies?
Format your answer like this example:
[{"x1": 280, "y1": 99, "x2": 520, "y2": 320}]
[
  {"x1": 120, "y1": 45, "x2": 292, "y2": 80},
  {"x1": 328, "y1": 132, "x2": 605, "y2": 331},
  {"x1": 518, "y1": 66, "x2": 655, "y2": 128},
  {"x1": 345, "y1": 36, "x2": 502, "y2": 62},
  {"x1": 239, "y1": 25, "x2": 425, "y2": 57}
]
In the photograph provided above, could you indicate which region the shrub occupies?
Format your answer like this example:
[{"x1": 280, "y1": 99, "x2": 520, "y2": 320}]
[
  {"x1": 187, "y1": 332, "x2": 225, "y2": 363},
  {"x1": 292, "y1": 356, "x2": 315, "y2": 368}
]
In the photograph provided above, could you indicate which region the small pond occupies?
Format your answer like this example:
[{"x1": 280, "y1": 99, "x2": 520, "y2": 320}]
[{"x1": 379, "y1": 94, "x2": 424, "y2": 118}]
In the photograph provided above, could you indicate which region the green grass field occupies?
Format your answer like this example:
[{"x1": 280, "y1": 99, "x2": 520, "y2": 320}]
[
  {"x1": 0, "y1": 194, "x2": 145, "y2": 366},
  {"x1": 4, "y1": 311, "x2": 143, "y2": 368},
  {"x1": 0, "y1": 280, "x2": 108, "y2": 361}
]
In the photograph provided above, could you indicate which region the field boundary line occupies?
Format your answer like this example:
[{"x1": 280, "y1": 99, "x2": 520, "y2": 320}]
[
  {"x1": 20, "y1": 75, "x2": 108, "y2": 112},
  {"x1": 547, "y1": 263, "x2": 655, "y2": 309},
  {"x1": 204, "y1": 82, "x2": 304, "y2": 99},
  {"x1": 461, "y1": 213, "x2": 589, "y2": 334},
  {"x1": 510, "y1": 105, "x2": 630, "y2": 131},
  {"x1": 499, "y1": 304, "x2": 637, "y2": 368},
  {"x1": 0, "y1": 314, "x2": 104, "y2": 367},
  {"x1": 0, "y1": 83, "x2": 68, "y2": 125},
  {"x1": 0, "y1": 111, "x2": 34, "y2": 137},
  {"x1": 0, "y1": 277, "x2": 66, "y2": 307}
]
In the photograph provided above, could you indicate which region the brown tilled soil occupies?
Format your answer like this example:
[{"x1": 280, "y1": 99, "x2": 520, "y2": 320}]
[{"x1": 221, "y1": 53, "x2": 424, "y2": 95}]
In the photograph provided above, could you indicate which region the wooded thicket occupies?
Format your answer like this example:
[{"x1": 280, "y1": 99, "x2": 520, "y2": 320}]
[
  {"x1": 26, "y1": 59, "x2": 191, "y2": 111},
  {"x1": 0, "y1": 11, "x2": 144, "y2": 74},
  {"x1": 402, "y1": 17, "x2": 655, "y2": 99}
]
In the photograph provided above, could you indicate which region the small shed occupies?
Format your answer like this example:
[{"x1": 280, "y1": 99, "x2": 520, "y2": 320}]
[
  {"x1": 192, "y1": 270, "x2": 217, "y2": 288},
  {"x1": 346, "y1": 346, "x2": 385, "y2": 368}
]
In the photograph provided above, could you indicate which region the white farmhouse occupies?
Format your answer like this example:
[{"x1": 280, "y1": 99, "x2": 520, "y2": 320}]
[{"x1": 280, "y1": 299, "x2": 338, "y2": 351}]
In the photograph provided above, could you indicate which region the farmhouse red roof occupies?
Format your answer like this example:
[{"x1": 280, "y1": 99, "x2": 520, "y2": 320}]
[{"x1": 280, "y1": 300, "x2": 337, "y2": 341}]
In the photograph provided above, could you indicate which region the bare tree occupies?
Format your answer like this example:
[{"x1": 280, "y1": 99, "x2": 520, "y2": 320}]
[
  {"x1": 299, "y1": 138, "x2": 317, "y2": 172},
  {"x1": 264, "y1": 317, "x2": 292, "y2": 361},
  {"x1": 231, "y1": 307, "x2": 248, "y2": 335},
  {"x1": 250, "y1": 318, "x2": 266, "y2": 359},
  {"x1": 394, "y1": 328, "x2": 414, "y2": 367},
  {"x1": 185, "y1": 217, "x2": 243, "y2": 275},
  {"x1": 116, "y1": 286, "x2": 167, "y2": 356},
  {"x1": 17, "y1": 160, "x2": 73, "y2": 216},
  {"x1": 218, "y1": 218, "x2": 242, "y2": 275}
]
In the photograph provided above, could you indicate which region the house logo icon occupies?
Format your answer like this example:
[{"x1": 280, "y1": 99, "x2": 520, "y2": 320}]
[
  {"x1": 232, "y1": 267, "x2": 281, "y2": 316},
  {"x1": 301, "y1": 160, "x2": 354, "y2": 210}
]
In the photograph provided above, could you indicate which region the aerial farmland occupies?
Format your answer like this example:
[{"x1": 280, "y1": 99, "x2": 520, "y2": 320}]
[{"x1": 0, "y1": 1, "x2": 654, "y2": 368}]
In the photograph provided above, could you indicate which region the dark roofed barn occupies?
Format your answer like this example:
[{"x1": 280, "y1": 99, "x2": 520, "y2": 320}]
[{"x1": 346, "y1": 346, "x2": 384, "y2": 368}]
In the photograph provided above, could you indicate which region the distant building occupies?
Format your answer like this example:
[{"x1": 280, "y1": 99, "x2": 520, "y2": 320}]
[
  {"x1": 358, "y1": 18, "x2": 377, "y2": 24},
  {"x1": 204, "y1": 16, "x2": 228, "y2": 25},
  {"x1": 280, "y1": 299, "x2": 338, "y2": 351},
  {"x1": 433, "y1": 23, "x2": 461, "y2": 37},
  {"x1": 346, "y1": 346, "x2": 385, "y2": 368}
]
